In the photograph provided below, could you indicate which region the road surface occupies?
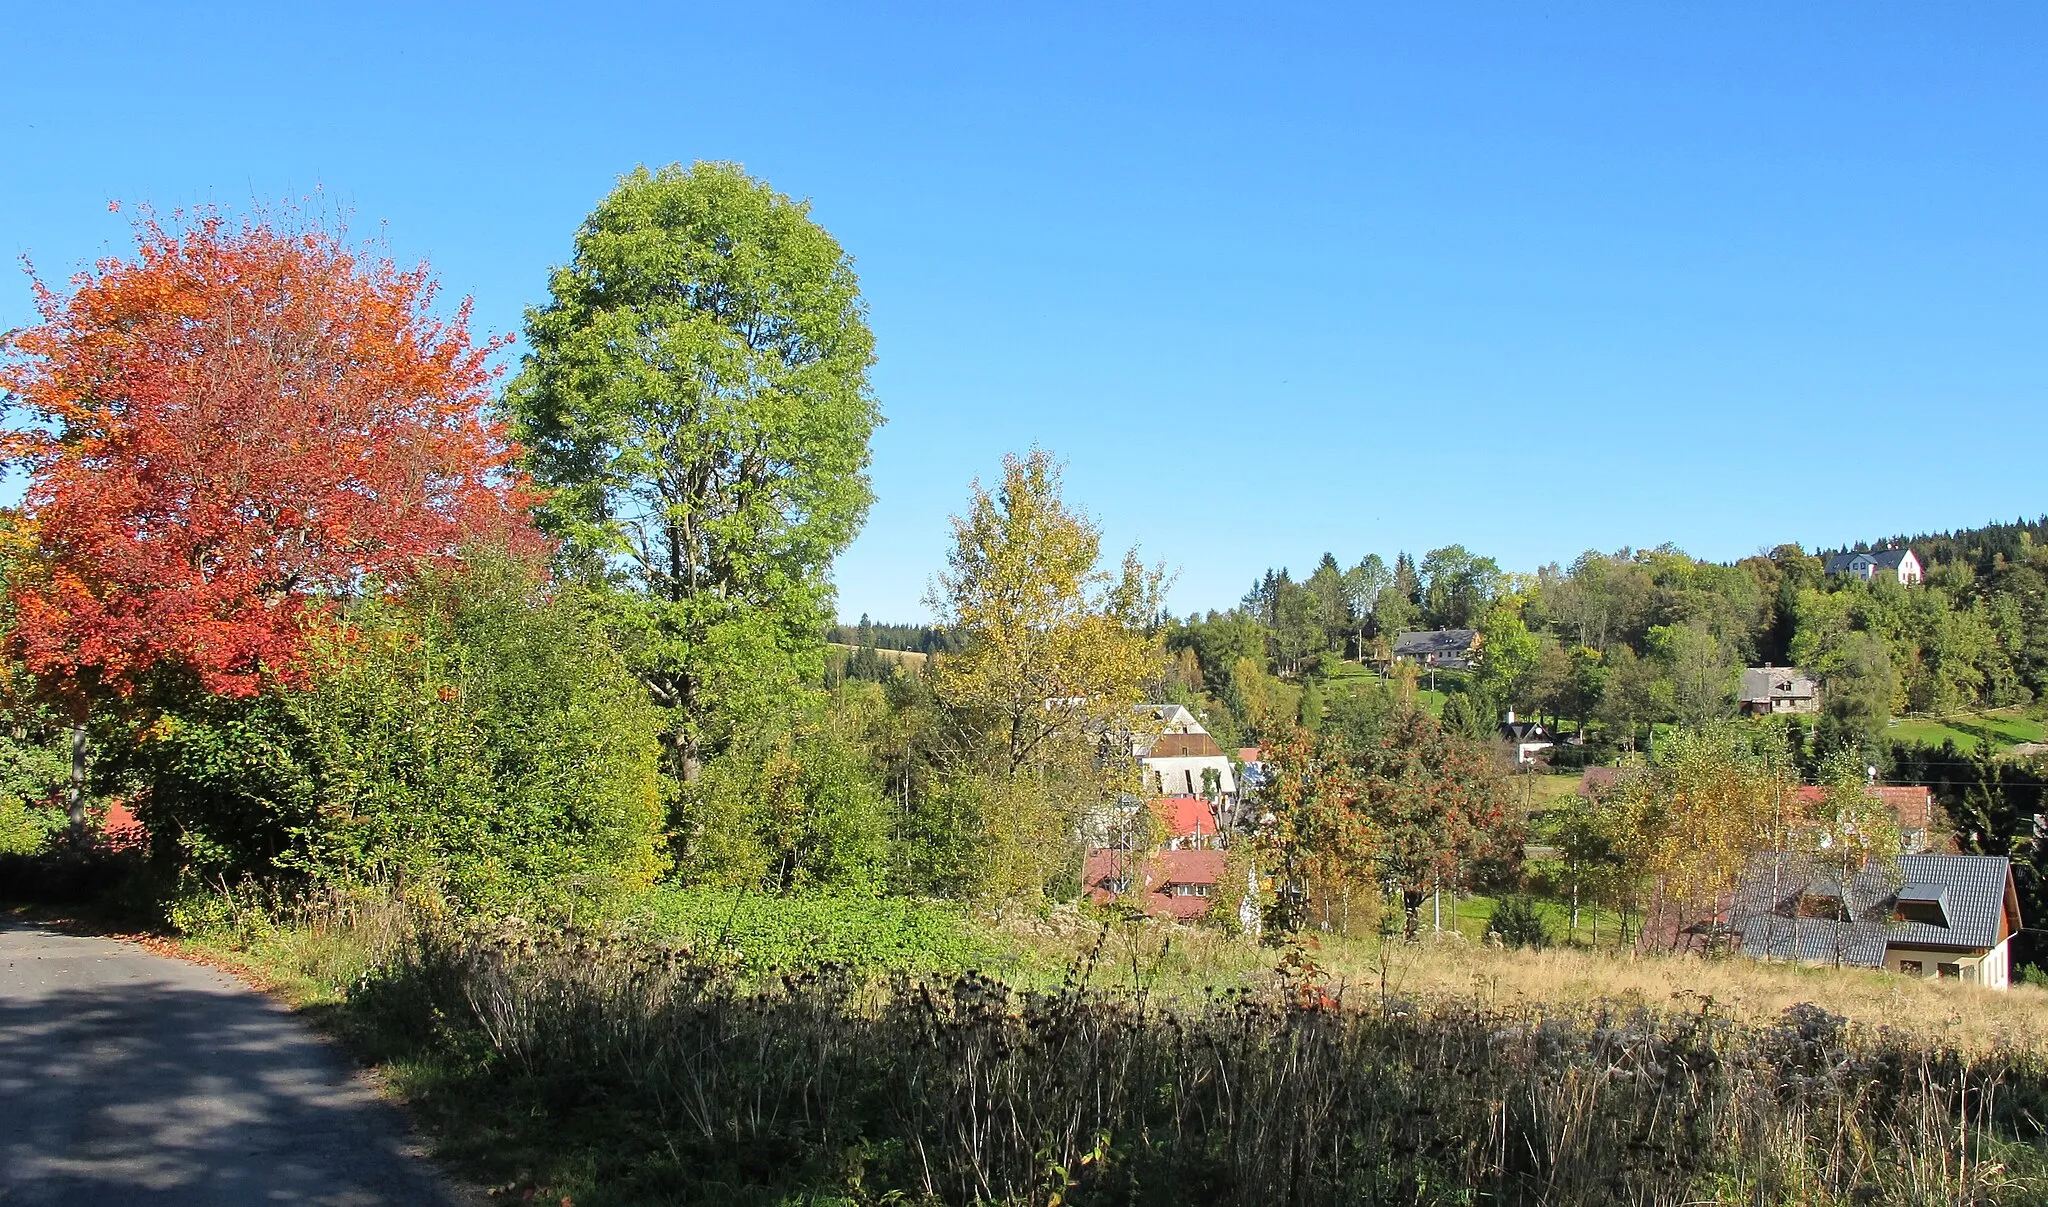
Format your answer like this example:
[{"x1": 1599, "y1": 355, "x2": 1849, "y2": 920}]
[{"x1": 0, "y1": 919, "x2": 468, "y2": 1205}]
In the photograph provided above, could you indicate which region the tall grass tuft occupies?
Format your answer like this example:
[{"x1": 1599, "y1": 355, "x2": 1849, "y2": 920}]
[{"x1": 341, "y1": 910, "x2": 2048, "y2": 1206}]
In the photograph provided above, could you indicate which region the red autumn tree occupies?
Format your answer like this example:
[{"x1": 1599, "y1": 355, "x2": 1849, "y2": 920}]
[{"x1": 0, "y1": 206, "x2": 540, "y2": 704}]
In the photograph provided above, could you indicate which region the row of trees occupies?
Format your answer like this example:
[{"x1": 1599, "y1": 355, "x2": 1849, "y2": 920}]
[
  {"x1": 0, "y1": 169, "x2": 1176, "y2": 917},
  {"x1": 1163, "y1": 532, "x2": 2048, "y2": 761}
]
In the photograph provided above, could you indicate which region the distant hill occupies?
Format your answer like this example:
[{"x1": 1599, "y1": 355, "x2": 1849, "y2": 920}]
[
  {"x1": 824, "y1": 619, "x2": 958, "y2": 655},
  {"x1": 826, "y1": 642, "x2": 928, "y2": 669}
]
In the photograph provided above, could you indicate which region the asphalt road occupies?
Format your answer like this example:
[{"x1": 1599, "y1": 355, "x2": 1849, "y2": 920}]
[{"x1": 0, "y1": 920, "x2": 468, "y2": 1205}]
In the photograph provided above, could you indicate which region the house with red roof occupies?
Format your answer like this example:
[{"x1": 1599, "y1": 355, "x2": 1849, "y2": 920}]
[
  {"x1": 1150, "y1": 796, "x2": 1220, "y2": 849},
  {"x1": 1083, "y1": 847, "x2": 1226, "y2": 920},
  {"x1": 1793, "y1": 784, "x2": 1941, "y2": 853}
]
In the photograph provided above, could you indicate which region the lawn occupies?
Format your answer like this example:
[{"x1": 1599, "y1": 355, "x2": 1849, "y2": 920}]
[
  {"x1": 1316, "y1": 659, "x2": 1448, "y2": 717},
  {"x1": 1887, "y1": 707, "x2": 2045, "y2": 753}
]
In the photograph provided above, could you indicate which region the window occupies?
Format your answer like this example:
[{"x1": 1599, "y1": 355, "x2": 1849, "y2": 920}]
[
  {"x1": 1103, "y1": 877, "x2": 1130, "y2": 894},
  {"x1": 1170, "y1": 883, "x2": 1211, "y2": 898},
  {"x1": 1898, "y1": 960, "x2": 1923, "y2": 976},
  {"x1": 1893, "y1": 899, "x2": 1948, "y2": 926},
  {"x1": 1938, "y1": 963, "x2": 1961, "y2": 980}
]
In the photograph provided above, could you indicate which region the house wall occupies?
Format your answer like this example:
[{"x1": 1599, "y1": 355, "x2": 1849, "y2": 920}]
[
  {"x1": 1885, "y1": 944, "x2": 2008, "y2": 990},
  {"x1": 1898, "y1": 552, "x2": 1923, "y2": 585},
  {"x1": 1143, "y1": 755, "x2": 1237, "y2": 800}
]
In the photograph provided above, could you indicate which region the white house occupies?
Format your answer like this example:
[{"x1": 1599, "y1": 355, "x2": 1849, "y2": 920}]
[
  {"x1": 1497, "y1": 711, "x2": 1553, "y2": 766},
  {"x1": 1133, "y1": 704, "x2": 1238, "y2": 807},
  {"x1": 1824, "y1": 547, "x2": 1922, "y2": 585}
]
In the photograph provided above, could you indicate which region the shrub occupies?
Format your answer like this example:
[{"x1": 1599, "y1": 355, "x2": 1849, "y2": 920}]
[
  {"x1": 1488, "y1": 895, "x2": 1551, "y2": 949},
  {"x1": 106, "y1": 553, "x2": 668, "y2": 914},
  {"x1": 290, "y1": 555, "x2": 668, "y2": 910}
]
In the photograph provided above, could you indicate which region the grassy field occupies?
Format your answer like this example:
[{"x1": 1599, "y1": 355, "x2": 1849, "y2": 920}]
[
  {"x1": 1888, "y1": 706, "x2": 2045, "y2": 752},
  {"x1": 55, "y1": 888, "x2": 2048, "y2": 1205},
  {"x1": 994, "y1": 902, "x2": 2048, "y2": 1053},
  {"x1": 1315, "y1": 659, "x2": 1449, "y2": 717}
]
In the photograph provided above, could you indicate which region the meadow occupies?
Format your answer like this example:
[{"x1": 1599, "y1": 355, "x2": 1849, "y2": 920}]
[
  {"x1": 1888, "y1": 708, "x2": 2047, "y2": 754},
  {"x1": 148, "y1": 889, "x2": 2048, "y2": 1206}
]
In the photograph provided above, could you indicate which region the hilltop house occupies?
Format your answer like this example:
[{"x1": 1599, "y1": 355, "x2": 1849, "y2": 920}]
[
  {"x1": 1730, "y1": 853, "x2": 2020, "y2": 988},
  {"x1": 1391, "y1": 629, "x2": 1480, "y2": 670},
  {"x1": 1825, "y1": 547, "x2": 1923, "y2": 585},
  {"x1": 1739, "y1": 666, "x2": 1821, "y2": 716}
]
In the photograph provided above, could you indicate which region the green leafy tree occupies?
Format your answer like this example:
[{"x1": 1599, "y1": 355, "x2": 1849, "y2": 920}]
[
  {"x1": 1419, "y1": 545, "x2": 1502, "y2": 630},
  {"x1": 504, "y1": 162, "x2": 881, "y2": 780},
  {"x1": 1647, "y1": 621, "x2": 1736, "y2": 726},
  {"x1": 1475, "y1": 600, "x2": 1541, "y2": 713},
  {"x1": 1342, "y1": 554, "x2": 1391, "y2": 658}
]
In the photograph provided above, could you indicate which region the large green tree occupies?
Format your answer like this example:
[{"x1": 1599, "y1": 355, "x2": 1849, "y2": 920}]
[{"x1": 505, "y1": 163, "x2": 881, "y2": 778}]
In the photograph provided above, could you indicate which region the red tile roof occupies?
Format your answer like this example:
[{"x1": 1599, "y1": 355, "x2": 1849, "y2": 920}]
[
  {"x1": 1793, "y1": 785, "x2": 1936, "y2": 830},
  {"x1": 1150, "y1": 796, "x2": 1218, "y2": 840},
  {"x1": 1083, "y1": 848, "x2": 1226, "y2": 920}
]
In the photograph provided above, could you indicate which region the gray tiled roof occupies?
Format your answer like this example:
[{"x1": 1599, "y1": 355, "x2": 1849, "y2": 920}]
[
  {"x1": 1890, "y1": 854, "x2": 2015, "y2": 948},
  {"x1": 1825, "y1": 548, "x2": 1915, "y2": 574},
  {"x1": 1739, "y1": 667, "x2": 1817, "y2": 702},
  {"x1": 1730, "y1": 852, "x2": 2014, "y2": 966},
  {"x1": 1392, "y1": 629, "x2": 1477, "y2": 657}
]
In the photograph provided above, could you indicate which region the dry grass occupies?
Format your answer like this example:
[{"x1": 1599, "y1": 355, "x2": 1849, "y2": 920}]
[
  {"x1": 995, "y1": 908, "x2": 2048, "y2": 1054},
  {"x1": 352, "y1": 910, "x2": 2048, "y2": 1205}
]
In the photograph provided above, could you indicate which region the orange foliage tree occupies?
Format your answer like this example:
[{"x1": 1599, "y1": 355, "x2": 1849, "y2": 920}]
[{"x1": 0, "y1": 207, "x2": 539, "y2": 706}]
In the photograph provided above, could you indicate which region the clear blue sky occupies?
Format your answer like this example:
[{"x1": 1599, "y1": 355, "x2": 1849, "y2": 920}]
[{"x1": 5, "y1": 3, "x2": 2044, "y2": 622}]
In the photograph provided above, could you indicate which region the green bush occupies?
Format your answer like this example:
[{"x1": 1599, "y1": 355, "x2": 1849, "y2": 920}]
[
  {"x1": 1488, "y1": 896, "x2": 1552, "y2": 950},
  {"x1": 290, "y1": 556, "x2": 669, "y2": 910},
  {"x1": 109, "y1": 553, "x2": 669, "y2": 914},
  {"x1": 674, "y1": 712, "x2": 891, "y2": 894}
]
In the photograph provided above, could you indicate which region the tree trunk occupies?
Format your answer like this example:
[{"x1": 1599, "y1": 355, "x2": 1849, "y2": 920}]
[{"x1": 66, "y1": 725, "x2": 87, "y2": 837}]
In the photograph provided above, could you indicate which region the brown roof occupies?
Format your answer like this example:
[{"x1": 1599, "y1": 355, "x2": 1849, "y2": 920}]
[{"x1": 1146, "y1": 732, "x2": 1224, "y2": 758}]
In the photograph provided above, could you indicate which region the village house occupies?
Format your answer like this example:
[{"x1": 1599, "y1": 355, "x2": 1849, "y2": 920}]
[
  {"x1": 1739, "y1": 665, "x2": 1820, "y2": 715},
  {"x1": 1390, "y1": 629, "x2": 1480, "y2": 670},
  {"x1": 1084, "y1": 795, "x2": 1229, "y2": 920},
  {"x1": 1793, "y1": 783, "x2": 1942, "y2": 853},
  {"x1": 1824, "y1": 547, "x2": 1923, "y2": 585},
  {"x1": 1497, "y1": 711, "x2": 1552, "y2": 766},
  {"x1": 1133, "y1": 704, "x2": 1238, "y2": 807},
  {"x1": 1730, "y1": 853, "x2": 2020, "y2": 988}
]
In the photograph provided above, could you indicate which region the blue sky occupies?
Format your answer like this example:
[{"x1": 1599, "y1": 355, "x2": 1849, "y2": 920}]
[{"x1": 4, "y1": 3, "x2": 2044, "y2": 621}]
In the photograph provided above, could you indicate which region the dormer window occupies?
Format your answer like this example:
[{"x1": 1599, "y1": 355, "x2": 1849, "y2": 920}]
[{"x1": 1892, "y1": 884, "x2": 1950, "y2": 927}]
